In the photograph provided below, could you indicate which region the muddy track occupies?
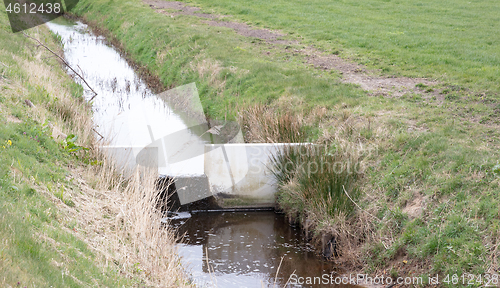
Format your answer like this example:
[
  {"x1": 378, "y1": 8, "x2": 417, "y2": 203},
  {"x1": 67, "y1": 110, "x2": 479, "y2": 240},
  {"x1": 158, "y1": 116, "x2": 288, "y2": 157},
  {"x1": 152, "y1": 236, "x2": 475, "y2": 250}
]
[{"x1": 144, "y1": 0, "x2": 440, "y2": 97}]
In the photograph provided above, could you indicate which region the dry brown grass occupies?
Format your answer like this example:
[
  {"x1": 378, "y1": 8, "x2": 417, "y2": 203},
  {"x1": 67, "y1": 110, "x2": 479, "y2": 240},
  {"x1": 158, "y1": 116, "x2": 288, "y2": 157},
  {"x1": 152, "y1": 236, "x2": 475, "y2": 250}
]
[
  {"x1": 239, "y1": 104, "x2": 306, "y2": 143},
  {"x1": 191, "y1": 56, "x2": 226, "y2": 92},
  {"x1": 15, "y1": 26, "x2": 192, "y2": 287},
  {"x1": 67, "y1": 162, "x2": 190, "y2": 287}
]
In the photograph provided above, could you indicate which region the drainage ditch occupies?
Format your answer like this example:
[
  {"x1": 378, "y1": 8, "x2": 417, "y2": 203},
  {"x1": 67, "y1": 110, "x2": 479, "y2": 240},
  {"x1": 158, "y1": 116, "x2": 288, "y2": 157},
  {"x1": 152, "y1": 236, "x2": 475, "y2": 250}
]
[{"x1": 48, "y1": 17, "x2": 352, "y2": 288}]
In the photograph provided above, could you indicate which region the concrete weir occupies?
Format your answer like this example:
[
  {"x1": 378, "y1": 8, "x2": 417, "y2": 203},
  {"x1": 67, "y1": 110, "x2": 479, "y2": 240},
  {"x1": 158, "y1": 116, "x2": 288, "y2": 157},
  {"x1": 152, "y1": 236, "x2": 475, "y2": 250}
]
[
  {"x1": 160, "y1": 143, "x2": 287, "y2": 209},
  {"x1": 84, "y1": 78, "x2": 283, "y2": 209},
  {"x1": 93, "y1": 81, "x2": 289, "y2": 209},
  {"x1": 156, "y1": 143, "x2": 291, "y2": 210},
  {"x1": 203, "y1": 143, "x2": 285, "y2": 208}
]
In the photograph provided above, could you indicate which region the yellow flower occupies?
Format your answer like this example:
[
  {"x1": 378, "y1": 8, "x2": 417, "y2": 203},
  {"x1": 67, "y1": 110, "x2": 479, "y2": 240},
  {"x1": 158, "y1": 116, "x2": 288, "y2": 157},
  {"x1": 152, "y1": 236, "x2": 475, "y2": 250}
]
[
  {"x1": 2, "y1": 146, "x2": 5, "y2": 149},
  {"x1": 7, "y1": 140, "x2": 12, "y2": 146}
]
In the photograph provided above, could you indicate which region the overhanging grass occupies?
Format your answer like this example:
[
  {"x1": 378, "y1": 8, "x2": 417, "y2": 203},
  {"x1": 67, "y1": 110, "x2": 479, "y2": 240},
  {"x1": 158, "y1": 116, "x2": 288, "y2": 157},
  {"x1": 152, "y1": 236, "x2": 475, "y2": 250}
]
[{"x1": 270, "y1": 144, "x2": 361, "y2": 220}]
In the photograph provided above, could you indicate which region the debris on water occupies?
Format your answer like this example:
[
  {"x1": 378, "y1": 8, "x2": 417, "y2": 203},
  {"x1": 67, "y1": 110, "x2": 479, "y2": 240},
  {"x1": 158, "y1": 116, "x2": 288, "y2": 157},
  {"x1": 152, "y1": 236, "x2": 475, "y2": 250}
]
[{"x1": 162, "y1": 211, "x2": 192, "y2": 222}]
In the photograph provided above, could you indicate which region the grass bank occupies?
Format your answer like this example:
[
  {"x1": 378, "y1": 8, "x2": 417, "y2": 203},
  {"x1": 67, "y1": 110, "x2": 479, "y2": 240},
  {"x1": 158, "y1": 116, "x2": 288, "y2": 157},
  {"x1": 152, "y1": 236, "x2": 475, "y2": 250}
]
[
  {"x1": 0, "y1": 10, "x2": 190, "y2": 287},
  {"x1": 70, "y1": 0, "x2": 500, "y2": 285}
]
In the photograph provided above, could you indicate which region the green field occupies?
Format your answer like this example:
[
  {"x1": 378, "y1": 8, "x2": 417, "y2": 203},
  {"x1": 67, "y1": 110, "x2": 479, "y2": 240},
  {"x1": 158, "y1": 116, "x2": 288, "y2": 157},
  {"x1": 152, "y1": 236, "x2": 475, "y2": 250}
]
[
  {"x1": 69, "y1": 0, "x2": 500, "y2": 283},
  {"x1": 189, "y1": 0, "x2": 500, "y2": 94}
]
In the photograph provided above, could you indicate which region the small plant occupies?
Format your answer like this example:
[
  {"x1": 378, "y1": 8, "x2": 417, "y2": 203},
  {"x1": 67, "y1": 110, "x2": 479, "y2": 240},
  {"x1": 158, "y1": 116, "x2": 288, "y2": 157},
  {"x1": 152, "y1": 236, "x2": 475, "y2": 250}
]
[
  {"x1": 479, "y1": 116, "x2": 490, "y2": 124},
  {"x1": 390, "y1": 267, "x2": 398, "y2": 279},
  {"x1": 415, "y1": 83, "x2": 427, "y2": 89},
  {"x1": 63, "y1": 134, "x2": 89, "y2": 153},
  {"x1": 445, "y1": 93, "x2": 459, "y2": 101},
  {"x1": 493, "y1": 164, "x2": 500, "y2": 176},
  {"x1": 54, "y1": 184, "x2": 75, "y2": 207},
  {"x1": 133, "y1": 262, "x2": 142, "y2": 274},
  {"x1": 360, "y1": 127, "x2": 373, "y2": 140},
  {"x1": 55, "y1": 184, "x2": 65, "y2": 202},
  {"x1": 3, "y1": 139, "x2": 12, "y2": 149}
]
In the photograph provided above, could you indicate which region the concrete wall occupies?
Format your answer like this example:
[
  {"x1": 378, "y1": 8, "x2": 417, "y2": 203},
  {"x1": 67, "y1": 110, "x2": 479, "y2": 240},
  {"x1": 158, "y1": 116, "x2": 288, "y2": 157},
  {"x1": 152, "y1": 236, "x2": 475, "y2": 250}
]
[
  {"x1": 103, "y1": 143, "x2": 300, "y2": 208},
  {"x1": 204, "y1": 144, "x2": 290, "y2": 208}
]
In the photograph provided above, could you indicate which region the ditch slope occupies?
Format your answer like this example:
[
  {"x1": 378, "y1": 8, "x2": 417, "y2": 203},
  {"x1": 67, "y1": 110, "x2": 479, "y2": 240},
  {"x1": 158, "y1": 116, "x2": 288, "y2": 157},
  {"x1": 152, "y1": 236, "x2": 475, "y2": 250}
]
[{"x1": 0, "y1": 10, "x2": 191, "y2": 288}]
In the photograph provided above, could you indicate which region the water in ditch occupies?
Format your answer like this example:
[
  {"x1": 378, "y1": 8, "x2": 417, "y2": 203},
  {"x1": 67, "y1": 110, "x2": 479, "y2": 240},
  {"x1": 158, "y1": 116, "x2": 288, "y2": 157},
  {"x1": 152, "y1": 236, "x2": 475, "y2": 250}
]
[
  {"x1": 47, "y1": 18, "x2": 351, "y2": 288},
  {"x1": 171, "y1": 211, "x2": 348, "y2": 287}
]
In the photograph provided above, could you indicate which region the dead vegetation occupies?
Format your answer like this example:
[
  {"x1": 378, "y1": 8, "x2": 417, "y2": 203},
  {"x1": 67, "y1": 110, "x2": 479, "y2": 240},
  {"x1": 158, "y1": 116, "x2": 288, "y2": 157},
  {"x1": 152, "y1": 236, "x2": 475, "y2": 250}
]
[
  {"x1": 239, "y1": 104, "x2": 306, "y2": 143},
  {"x1": 61, "y1": 162, "x2": 190, "y2": 287}
]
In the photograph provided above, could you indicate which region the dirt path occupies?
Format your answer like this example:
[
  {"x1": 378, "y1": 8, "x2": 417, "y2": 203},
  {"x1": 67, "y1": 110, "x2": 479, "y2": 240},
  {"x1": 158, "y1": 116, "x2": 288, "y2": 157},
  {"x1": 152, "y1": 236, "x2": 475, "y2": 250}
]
[
  {"x1": 303, "y1": 48, "x2": 437, "y2": 97},
  {"x1": 144, "y1": 0, "x2": 221, "y2": 19},
  {"x1": 144, "y1": 0, "x2": 439, "y2": 97}
]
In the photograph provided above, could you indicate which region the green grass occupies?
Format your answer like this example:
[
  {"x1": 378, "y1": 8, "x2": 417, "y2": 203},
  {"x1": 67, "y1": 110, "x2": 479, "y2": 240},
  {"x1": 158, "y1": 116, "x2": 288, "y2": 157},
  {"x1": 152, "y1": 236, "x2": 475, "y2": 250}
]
[
  {"x1": 72, "y1": 0, "x2": 367, "y2": 120},
  {"x1": 182, "y1": 0, "x2": 500, "y2": 95},
  {"x1": 0, "y1": 10, "x2": 138, "y2": 287},
  {"x1": 67, "y1": 0, "x2": 500, "y2": 284},
  {"x1": 270, "y1": 144, "x2": 361, "y2": 220},
  {"x1": 0, "y1": 105, "x2": 132, "y2": 287},
  {"x1": 0, "y1": 123, "x2": 134, "y2": 286}
]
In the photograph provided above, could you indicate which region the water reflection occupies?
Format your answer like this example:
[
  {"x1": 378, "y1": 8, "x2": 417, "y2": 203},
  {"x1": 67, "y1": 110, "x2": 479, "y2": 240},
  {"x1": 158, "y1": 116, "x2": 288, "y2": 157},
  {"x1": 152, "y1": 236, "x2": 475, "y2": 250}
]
[
  {"x1": 171, "y1": 212, "x2": 349, "y2": 288},
  {"x1": 46, "y1": 20, "x2": 207, "y2": 176}
]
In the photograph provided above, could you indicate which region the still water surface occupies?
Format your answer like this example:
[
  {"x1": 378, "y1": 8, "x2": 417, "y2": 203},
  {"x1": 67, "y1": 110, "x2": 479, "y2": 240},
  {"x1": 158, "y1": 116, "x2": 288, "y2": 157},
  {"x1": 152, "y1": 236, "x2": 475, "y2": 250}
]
[
  {"x1": 47, "y1": 19, "x2": 206, "y2": 176},
  {"x1": 170, "y1": 211, "x2": 342, "y2": 287}
]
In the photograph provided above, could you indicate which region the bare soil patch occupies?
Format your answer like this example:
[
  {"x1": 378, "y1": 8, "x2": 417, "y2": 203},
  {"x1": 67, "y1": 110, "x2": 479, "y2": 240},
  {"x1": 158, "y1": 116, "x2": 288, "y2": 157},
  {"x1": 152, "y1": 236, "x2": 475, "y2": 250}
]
[
  {"x1": 6, "y1": 114, "x2": 22, "y2": 123},
  {"x1": 145, "y1": 0, "x2": 220, "y2": 19},
  {"x1": 302, "y1": 48, "x2": 438, "y2": 97},
  {"x1": 202, "y1": 20, "x2": 284, "y2": 41},
  {"x1": 144, "y1": 0, "x2": 440, "y2": 97},
  {"x1": 145, "y1": 0, "x2": 284, "y2": 40},
  {"x1": 402, "y1": 193, "x2": 427, "y2": 219}
]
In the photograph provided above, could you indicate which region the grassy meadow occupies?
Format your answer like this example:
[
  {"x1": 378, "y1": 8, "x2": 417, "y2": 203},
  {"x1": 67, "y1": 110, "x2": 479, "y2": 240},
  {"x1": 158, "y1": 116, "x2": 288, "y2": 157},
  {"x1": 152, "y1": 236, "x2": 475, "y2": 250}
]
[
  {"x1": 70, "y1": 0, "x2": 500, "y2": 284},
  {"x1": 189, "y1": 0, "x2": 500, "y2": 94}
]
